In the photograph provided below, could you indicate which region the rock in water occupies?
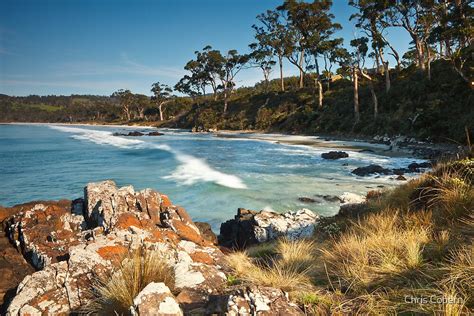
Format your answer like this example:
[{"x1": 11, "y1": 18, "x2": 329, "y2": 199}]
[
  {"x1": 321, "y1": 151, "x2": 349, "y2": 160},
  {"x1": 219, "y1": 208, "x2": 319, "y2": 248},
  {"x1": 352, "y1": 164, "x2": 392, "y2": 176},
  {"x1": 338, "y1": 192, "x2": 367, "y2": 216}
]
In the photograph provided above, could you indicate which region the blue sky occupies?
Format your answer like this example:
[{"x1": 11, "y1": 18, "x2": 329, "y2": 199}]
[{"x1": 0, "y1": 0, "x2": 410, "y2": 96}]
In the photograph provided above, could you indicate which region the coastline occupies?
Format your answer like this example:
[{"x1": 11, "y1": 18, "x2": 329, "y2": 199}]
[{"x1": 1, "y1": 121, "x2": 462, "y2": 160}]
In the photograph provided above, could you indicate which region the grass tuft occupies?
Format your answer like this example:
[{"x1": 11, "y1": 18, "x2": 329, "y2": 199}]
[{"x1": 86, "y1": 247, "x2": 175, "y2": 315}]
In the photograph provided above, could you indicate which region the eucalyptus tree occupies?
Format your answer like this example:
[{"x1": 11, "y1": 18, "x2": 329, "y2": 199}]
[
  {"x1": 431, "y1": 0, "x2": 473, "y2": 83},
  {"x1": 151, "y1": 82, "x2": 173, "y2": 121},
  {"x1": 174, "y1": 75, "x2": 202, "y2": 101},
  {"x1": 279, "y1": 0, "x2": 342, "y2": 107},
  {"x1": 253, "y1": 9, "x2": 291, "y2": 91},
  {"x1": 385, "y1": 0, "x2": 438, "y2": 73},
  {"x1": 111, "y1": 89, "x2": 134, "y2": 122},
  {"x1": 217, "y1": 49, "x2": 250, "y2": 113},
  {"x1": 350, "y1": 37, "x2": 379, "y2": 120},
  {"x1": 189, "y1": 46, "x2": 224, "y2": 100},
  {"x1": 249, "y1": 42, "x2": 276, "y2": 91},
  {"x1": 349, "y1": 0, "x2": 396, "y2": 91}
]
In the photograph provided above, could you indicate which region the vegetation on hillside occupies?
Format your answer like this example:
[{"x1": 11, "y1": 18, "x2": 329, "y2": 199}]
[
  {"x1": 226, "y1": 158, "x2": 474, "y2": 314},
  {"x1": 1, "y1": 1, "x2": 472, "y2": 143}
]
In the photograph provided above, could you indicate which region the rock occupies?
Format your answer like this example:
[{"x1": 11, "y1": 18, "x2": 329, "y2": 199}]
[
  {"x1": 392, "y1": 168, "x2": 408, "y2": 175},
  {"x1": 113, "y1": 131, "x2": 145, "y2": 137},
  {"x1": 147, "y1": 131, "x2": 164, "y2": 136},
  {"x1": 352, "y1": 164, "x2": 392, "y2": 176},
  {"x1": 130, "y1": 282, "x2": 183, "y2": 316},
  {"x1": 219, "y1": 208, "x2": 319, "y2": 248},
  {"x1": 339, "y1": 192, "x2": 366, "y2": 205},
  {"x1": 408, "y1": 162, "x2": 431, "y2": 172},
  {"x1": 338, "y1": 192, "x2": 367, "y2": 217},
  {"x1": 314, "y1": 194, "x2": 341, "y2": 203},
  {"x1": 298, "y1": 197, "x2": 317, "y2": 203},
  {"x1": 396, "y1": 175, "x2": 407, "y2": 181},
  {"x1": 5, "y1": 181, "x2": 227, "y2": 315},
  {"x1": 321, "y1": 151, "x2": 349, "y2": 160},
  {"x1": 194, "y1": 222, "x2": 218, "y2": 245},
  {"x1": 206, "y1": 286, "x2": 304, "y2": 315}
]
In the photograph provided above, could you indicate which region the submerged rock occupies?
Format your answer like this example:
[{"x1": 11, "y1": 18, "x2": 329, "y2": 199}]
[
  {"x1": 298, "y1": 197, "x2": 317, "y2": 203},
  {"x1": 147, "y1": 131, "x2": 164, "y2": 136},
  {"x1": 321, "y1": 151, "x2": 349, "y2": 160},
  {"x1": 219, "y1": 208, "x2": 319, "y2": 248}
]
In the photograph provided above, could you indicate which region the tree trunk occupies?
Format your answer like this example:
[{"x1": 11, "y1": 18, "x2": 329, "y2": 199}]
[
  {"x1": 415, "y1": 39, "x2": 426, "y2": 71},
  {"x1": 427, "y1": 45, "x2": 432, "y2": 81},
  {"x1": 369, "y1": 81, "x2": 378, "y2": 119},
  {"x1": 159, "y1": 104, "x2": 164, "y2": 121},
  {"x1": 384, "y1": 61, "x2": 391, "y2": 93},
  {"x1": 223, "y1": 82, "x2": 228, "y2": 113},
  {"x1": 298, "y1": 49, "x2": 305, "y2": 88},
  {"x1": 353, "y1": 67, "x2": 359, "y2": 123},
  {"x1": 124, "y1": 106, "x2": 131, "y2": 122},
  {"x1": 317, "y1": 79, "x2": 323, "y2": 109},
  {"x1": 279, "y1": 56, "x2": 285, "y2": 92}
]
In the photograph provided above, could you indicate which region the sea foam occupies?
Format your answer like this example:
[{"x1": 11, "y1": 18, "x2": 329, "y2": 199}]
[{"x1": 48, "y1": 125, "x2": 247, "y2": 189}]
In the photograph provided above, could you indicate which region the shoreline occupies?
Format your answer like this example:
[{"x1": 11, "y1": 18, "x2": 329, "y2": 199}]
[{"x1": 1, "y1": 121, "x2": 462, "y2": 160}]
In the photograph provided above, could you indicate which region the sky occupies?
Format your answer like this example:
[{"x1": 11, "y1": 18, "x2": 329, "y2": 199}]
[{"x1": 0, "y1": 0, "x2": 411, "y2": 96}]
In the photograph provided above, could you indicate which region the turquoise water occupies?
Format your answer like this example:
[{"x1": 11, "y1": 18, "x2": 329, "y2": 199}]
[{"x1": 0, "y1": 124, "x2": 426, "y2": 230}]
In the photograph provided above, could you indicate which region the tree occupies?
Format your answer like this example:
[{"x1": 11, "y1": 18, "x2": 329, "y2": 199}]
[
  {"x1": 253, "y1": 9, "x2": 292, "y2": 92},
  {"x1": 217, "y1": 50, "x2": 249, "y2": 113},
  {"x1": 386, "y1": 0, "x2": 437, "y2": 74},
  {"x1": 349, "y1": 0, "x2": 395, "y2": 91},
  {"x1": 111, "y1": 89, "x2": 134, "y2": 121},
  {"x1": 186, "y1": 46, "x2": 224, "y2": 100},
  {"x1": 134, "y1": 94, "x2": 150, "y2": 120},
  {"x1": 249, "y1": 42, "x2": 276, "y2": 91},
  {"x1": 280, "y1": 0, "x2": 342, "y2": 107},
  {"x1": 151, "y1": 82, "x2": 173, "y2": 121},
  {"x1": 174, "y1": 75, "x2": 202, "y2": 101}
]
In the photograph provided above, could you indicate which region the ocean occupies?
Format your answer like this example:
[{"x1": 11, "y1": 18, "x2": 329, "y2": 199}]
[{"x1": 0, "y1": 124, "x2": 427, "y2": 230}]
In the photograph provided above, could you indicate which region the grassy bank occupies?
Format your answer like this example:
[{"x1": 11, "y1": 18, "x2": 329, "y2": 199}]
[{"x1": 226, "y1": 158, "x2": 474, "y2": 314}]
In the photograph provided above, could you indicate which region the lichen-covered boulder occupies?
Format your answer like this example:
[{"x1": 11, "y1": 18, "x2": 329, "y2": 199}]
[{"x1": 219, "y1": 208, "x2": 319, "y2": 248}]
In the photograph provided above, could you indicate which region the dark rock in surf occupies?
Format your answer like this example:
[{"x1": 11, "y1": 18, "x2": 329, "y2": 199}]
[
  {"x1": 314, "y1": 194, "x2": 341, "y2": 203},
  {"x1": 147, "y1": 131, "x2": 164, "y2": 136},
  {"x1": 352, "y1": 164, "x2": 392, "y2": 176},
  {"x1": 408, "y1": 162, "x2": 432, "y2": 172},
  {"x1": 298, "y1": 197, "x2": 317, "y2": 203},
  {"x1": 396, "y1": 175, "x2": 407, "y2": 181},
  {"x1": 113, "y1": 131, "x2": 145, "y2": 137},
  {"x1": 321, "y1": 151, "x2": 349, "y2": 160}
]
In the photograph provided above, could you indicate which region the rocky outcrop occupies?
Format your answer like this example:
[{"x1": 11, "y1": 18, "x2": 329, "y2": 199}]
[
  {"x1": 3, "y1": 181, "x2": 227, "y2": 315},
  {"x1": 113, "y1": 131, "x2": 164, "y2": 137},
  {"x1": 321, "y1": 151, "x2": 349, "y2": 160},
  {"x1": 219, "y1": 208, "x2": 319, "y2": 248},
  {"x1": 338, "y1": 192, "x2": 367, "y2": 216}
]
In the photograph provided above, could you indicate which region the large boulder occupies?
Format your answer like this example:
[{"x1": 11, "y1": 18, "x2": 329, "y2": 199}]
[
  {"x1": 219, "y1": 208, "x2": 319, "y2": 248},
  {"x1": 4, "y1": 181, "x2": 227, "y2": 315},
  {"x1": 338, "y1": 192, "x2": 367, "y2": 217},
  {"x1": 321, "y1": 151, "x2": 349, "y2": 160}
]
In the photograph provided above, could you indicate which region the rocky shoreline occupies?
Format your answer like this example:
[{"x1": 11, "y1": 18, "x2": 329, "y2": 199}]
[{"x1": 0, "y1": 180, "x2": 376, "y2": 315}]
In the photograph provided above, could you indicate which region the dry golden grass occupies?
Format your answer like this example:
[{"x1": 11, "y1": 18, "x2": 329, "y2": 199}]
[
  {"x1": 224, "y1": 158, "x2": 474, "y2": 313},
  {"x1": 226, "y1": 239, "x2": 315, "y2": 292},
  {"x1": 321, "y1": 210, "x2": 432, "y2": 290},
  {"x1": 86, "y1": 247, "x2": 175, "y2": 315}
]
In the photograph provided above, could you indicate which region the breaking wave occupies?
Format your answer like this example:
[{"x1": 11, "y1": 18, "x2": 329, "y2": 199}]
[{"x1": 48, "y1": 125, "x2": 247, "y2": 189}]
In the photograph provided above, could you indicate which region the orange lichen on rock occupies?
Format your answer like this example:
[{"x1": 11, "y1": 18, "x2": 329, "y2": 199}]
[
  {"x1": 160, "y1": 194, "x2": 172, "y2": 209},
  {"x1": 189, "y1": 251, "x2": 214, "y2": 265},
  {"x1": 115, "y1": 213, "x2": 143, "y2": 229},
  {"x1": 172, "y1": 221, "x2": 210, "y2": 246},
  {"x1": 96, "y1": 245, "x2": 128, "y2": 261}
]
